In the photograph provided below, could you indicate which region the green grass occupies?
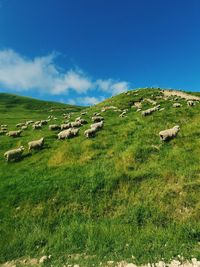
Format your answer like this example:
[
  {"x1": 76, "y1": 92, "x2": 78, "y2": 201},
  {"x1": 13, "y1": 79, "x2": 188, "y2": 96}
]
[{"x1": 0, "y1": 89, "x2": 200, "y2": 266}]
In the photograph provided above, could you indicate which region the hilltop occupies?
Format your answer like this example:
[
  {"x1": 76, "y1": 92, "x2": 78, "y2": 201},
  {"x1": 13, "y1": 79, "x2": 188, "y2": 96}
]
[{"x1": 0, "y1": 88, "x2": 200, "y2": 267}]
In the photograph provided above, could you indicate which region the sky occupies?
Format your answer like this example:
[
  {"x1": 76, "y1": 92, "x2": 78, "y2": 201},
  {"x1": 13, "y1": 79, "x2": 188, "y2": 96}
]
[{"x1": 0, "y1": 0, "x2": 200, "y2": 105}]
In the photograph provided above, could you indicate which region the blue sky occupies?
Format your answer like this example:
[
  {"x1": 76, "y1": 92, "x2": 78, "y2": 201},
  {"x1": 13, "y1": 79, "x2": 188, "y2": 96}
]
[{"x1": 0, "y1": 0, "x2": 200, "y2": 105}]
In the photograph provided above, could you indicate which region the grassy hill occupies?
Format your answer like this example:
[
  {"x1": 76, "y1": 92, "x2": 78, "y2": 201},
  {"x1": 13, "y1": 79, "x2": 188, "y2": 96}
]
[{"x1": 0, "y1": 89, "x2": 200, "y2": 266}]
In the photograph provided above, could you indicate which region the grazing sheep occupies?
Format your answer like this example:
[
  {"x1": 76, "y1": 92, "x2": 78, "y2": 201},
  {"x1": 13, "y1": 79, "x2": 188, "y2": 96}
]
[
  {"x1": 81, "y1": 112, "x2": 87, "y2": 116},
  {"x1": 70, "y1": 128, "x2": 79, "y2": 136},
  {"x1": 16, "y1": 122, "x2": 26, "y2": 128},
  {"x1": 75, "y1": 117, "x2": 81, "y2": 122},
  {"x1": 141, "y1": 105, "x2": 160, "y2": 116},
  {"x1": 4, "y1": 146, "x2": 24, "y2": 162},
  {"x1": 145, "y1": 98, "x2": 157, "y2": 105},
  {"x1": 93, "y1": 112, "x2": 101, "y2": 116},
  {"x1": 187, "y1": 100, "x2": 195, "y2": 106},
  {"x1": 173, "y1": 103, "x2": 181, "y2": 108},
  {"x1": 90, "y1": 121, "x2": 104, "y2": 131},
  {"x1": 28, "y1": 137, "x2": 44, "y2": 151},
  {"x1": 133, "y1": 102, "x2": 142, "y2": 109},
  {"x1": 49, "y1": 124, "x2": 61, "y2": 131},
  {"x1": 78, "y1": 118, "x2": 88, "y2": 124},
  {"x1": 21, "y1": 125, "x2": 28, "y2": 130},
  {"x1": 25, "y1": 120, "x2": 34, "y2": 125},
  {"x1": 34, "y1": 121, "x2": 42, "y2": 125},
  {"x1": 101, "y1": 106, "x2": 118, "y2": 112},
  {"x1": 6, "y1": 130, "x2": 22, "y2": 137},
  {"x1": 32, "y1": 124, "x2": 42, "y2": 130},
  {"x1": 1, "y1": 124, "x2": 7, "y2": 128},
  {"x1": 1, "y1": 126, "x2": 7, "y2": 131},
  {"x1": 61, "y1": 123, "x2": 71, "y2": 130},
  {"x1": 84, "y1": 127, "x2": 97, "y2": 138},
  {"x1": 91, "y1": 116, "x2": 104, "y2": 122},
  {"x1": 58, "y1": 128, "x2": 79, "y2": 139},
  {"x1": 119, "y1": 111, "x2": 127, "y2": 117},
  {"x1": 159, "y1": 125, "x2": 180, "y2": 141},
  {"x1": 40, "y1": 120, "x2": 48, "y2": 125},
  {"x1": 71, "y1": 121, "x2": 82, "y2": 128}
]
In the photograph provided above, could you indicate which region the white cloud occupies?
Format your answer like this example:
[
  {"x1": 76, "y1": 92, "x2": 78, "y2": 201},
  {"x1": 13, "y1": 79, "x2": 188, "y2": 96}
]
[
  {"x1": 0, "y1": 48, "x2": 130, "y2": 98},
  {"x1": 96, "y1": 79, "x2": 129, "y2": 95},
  {"x1": 68, "y1": 96, "x2": 105, "y2": 106}
]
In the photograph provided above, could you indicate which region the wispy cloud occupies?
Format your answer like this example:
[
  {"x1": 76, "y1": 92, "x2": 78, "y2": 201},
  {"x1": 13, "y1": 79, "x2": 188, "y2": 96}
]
[{"x1": 0, "y1": 49, "x2": 130, "y2": 103}]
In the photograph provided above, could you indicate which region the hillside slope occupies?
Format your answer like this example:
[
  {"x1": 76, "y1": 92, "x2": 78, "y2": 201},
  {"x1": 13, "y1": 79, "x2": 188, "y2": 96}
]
[{"x1": 0, "y1": 89, "x2": 200, "y2": 266}]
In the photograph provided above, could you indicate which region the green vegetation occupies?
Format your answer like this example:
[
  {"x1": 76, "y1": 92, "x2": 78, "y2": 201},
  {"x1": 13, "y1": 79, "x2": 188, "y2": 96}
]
[{"x1": 0, "y1": 89, "x2": 200, "y2": 266}]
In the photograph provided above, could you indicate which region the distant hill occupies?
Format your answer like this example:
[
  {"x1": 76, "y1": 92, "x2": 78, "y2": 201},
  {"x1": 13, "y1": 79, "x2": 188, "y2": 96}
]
[
  {"x1": 0, "y1": 92, "x2": 84, "y2": 113},
  {"x1": 0, "y1": 88, "x2": 200, "y2": 266}
]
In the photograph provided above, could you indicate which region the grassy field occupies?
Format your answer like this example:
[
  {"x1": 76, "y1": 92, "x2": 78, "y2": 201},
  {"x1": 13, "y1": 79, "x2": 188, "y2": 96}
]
[{"x1": 0, "y1": 89, "x2": 200, "y2": 266}]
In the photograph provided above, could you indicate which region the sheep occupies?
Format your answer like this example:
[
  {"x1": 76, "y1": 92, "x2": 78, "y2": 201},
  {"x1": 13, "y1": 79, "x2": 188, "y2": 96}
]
[
  {"x1": 159, "y1": 125, "x2": 180, "y2": 141},
  {"x1": 119, "y1": 111, "x2": 127, "y2": 117},
  {"x1": 58, "y1": 128, "x2": 79, "y2": 139},
  {"x1": 1, "y1": 126, "x2": 7, "y2": 131},
  {"x1": 6, "y1": 130, "x2": 22, "y2": 137},
  {"x1": 145, "y1": 98, "x2": 157, "y2": 105},
  {"x1": 61, "y1": 123, "x2": 71, "y2": 130},
  {"x1": 187, "y1": 100, "x2": 195, "y2": 106},
  {"x1": 91, "y1": 116, "x2": 104, "y2": 122},
  {"x1": 90, "y1": 121, "x2": 104, "y2": 131},
  {"x1": 75, "y1": 117, "x2": 81, "y2": 122},
  {"x1": 49, "y1": 124, "x2": 61, "y2": 131},
  {"x1": 93, "y1": 112, "x2": 101, "y2": 116},
  {"x1": 173, "y1": 103, "x2": 181, "y2": 108},
  {"x1": 84, "y1": 127, "x2": 97, "y2": 138},
  {"x1": 25, "y1": 120, "x2": 34, "y2": 125},
  {"x1": 133, "y1": 102, "x2": 142, "y2": 109},
  {"x1": 28, "y1": 137, "x2": 44, "y2": 151},
  {"x1": 1, "y1": 124, "x2": 7, "y2": 129},
  {"x1": 40, "y1": 120, "x2": 48, "y2": 125},
  {"x1": 77, "y1": 118, "x2": 88, "y2": 124},
  {"x1": 34, "y1": 121, "x2": 42, "y2": 125},
  {"x1": 21, "y1": 125, "x2": 28, "y2": 130},
  {"x1": 16, "y1": 122, "x2": 26, "y2": 128},
  {"x1": 81, "y1": 111, "x2": 87, "y2": 116},
  {"x1": 141, "y1": 105, "x2": 160, "y2": 116},
  {"x1": 101, "y1": 106, "x2": 118, "y2": 112},
  {"x1": 4, "y1": 146, "x2": 24, "y2": 162},
  {"x1": 71, "y1": 121, "x2": 82, "y2": 128},
  {"x1": 70, "y1": 128, "x2": 79, "y2": 136},
  {"x1": 32, "y1": 124, "x2": 42, "y2": 130}
]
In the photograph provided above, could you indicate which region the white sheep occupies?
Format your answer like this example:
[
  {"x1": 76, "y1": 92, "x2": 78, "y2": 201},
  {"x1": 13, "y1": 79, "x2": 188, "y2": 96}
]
[
  {"x1": 16, "y1": 122, "x2": 26, "y2": 128},
  {"x1": 173, "y1": 103, "x2": 181, "y2": 108},
  {"x1": 159, "y1": 125, "x2": 180, "y2": 141},
  {"x1": 61, "y1": 123, "x2": 71, "y2": 130},
  {"x1": 40, "y1": 120, "x2": 48, "y2": 125},
  {"x1": 71, "y1": 121, "x2": 82, "y2": 128},
  {"x1": 58, "y1": 128, "x2": 79, "y2": 139},
  {"x1": 187, "y1": 100, "x2": 195, "y2": 106},
  {"x1": 25, "y1": 120, "x2": 34, "y2": 125},
  {"x1": 28, "y1": 138, "x2": 44, "y2": 151},
  {"x1": 91, "y1": 116, "x2": 104, "y2": 122},
  {"x1": 49, "y1": 124, "x2": 60, "y2": 130},
  {"x1": 141, "y1": 105, "x2": 160, "y2": 116},
  {"x1": 90, "y1": 121, "x2": 104, "y2": 131},
  {"x1": 6, "y1": 130, "x2": 22, "y2": 137},
  {"x1": 4, "y1": 146, "x2": 25, "y2": 162},
  {"x1": 21, "y1": 125, "x2": 28, "y2": 130},
  {"x1": 84, "y1": 127, "x2": 97, "y2": 138},
  {"x1": 32, "y1": 124, "x2": 42, "y2": 130}
]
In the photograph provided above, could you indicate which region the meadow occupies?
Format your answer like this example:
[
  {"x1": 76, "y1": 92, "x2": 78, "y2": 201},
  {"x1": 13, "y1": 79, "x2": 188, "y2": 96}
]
[{"x1": 0, "y1": 89, "x2": 200, "y2": 266}]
